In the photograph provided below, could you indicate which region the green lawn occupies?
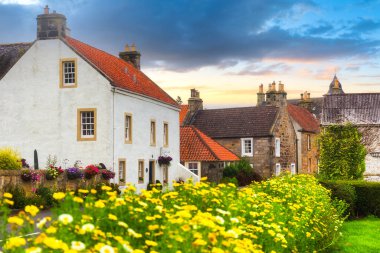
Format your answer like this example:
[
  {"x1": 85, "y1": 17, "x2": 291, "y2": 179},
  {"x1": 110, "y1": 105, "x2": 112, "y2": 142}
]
[{"x1": 329, "y1": 216, "x2": 380, "y2": 252}]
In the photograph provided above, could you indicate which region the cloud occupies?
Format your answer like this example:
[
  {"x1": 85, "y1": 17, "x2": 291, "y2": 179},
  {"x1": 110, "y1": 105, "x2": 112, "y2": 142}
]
[
  {"x1": 0, "y1": 0, "x2": 379, "y2": 72},
  {"x1": 0, "y1": 0, "x2": 40, "y2": 5},
  {"x1": 229, "y1": 63, "x2": 292, "y2": 76}
]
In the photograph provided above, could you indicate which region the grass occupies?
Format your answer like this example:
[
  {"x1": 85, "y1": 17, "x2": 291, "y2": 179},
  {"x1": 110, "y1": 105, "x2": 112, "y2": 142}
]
[{"x1": 329, "y1": 216, "x2": 380, "y2": 252}]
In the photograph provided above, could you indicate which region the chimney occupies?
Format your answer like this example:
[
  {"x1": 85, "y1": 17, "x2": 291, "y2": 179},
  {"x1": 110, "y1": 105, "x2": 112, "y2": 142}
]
[
  {"x1": 119, "y1": 43, "x2": 141, "y2": 70},
  {"x1": 271, "y1": 81, "x2": 276, "y2": 92},
  {"x1": 37, "y1": 6, "x2": 68, "y2": 40},
  {"x1": 278, "y1": 81, "x2": 285, "y2": 92},
  {"x1": 188, "y1": 89, "x2": 203, "y2": 115},
  {"x1": 300, "y1": 93, "x2": 304, "y2": 101},
  {"x1": 257, "y1": 84, "x2": 265, "y2": 106}
]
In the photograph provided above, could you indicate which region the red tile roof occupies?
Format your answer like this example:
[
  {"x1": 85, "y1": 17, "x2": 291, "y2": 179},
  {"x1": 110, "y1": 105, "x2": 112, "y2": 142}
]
[
  {"x1": 64, "y1": 37, "x2": 178, "y2": 107},
  {"x1": 181, "y1": 126, "x2": 239, "y2": 162},
  {"x1": 288, "y1": 104, "x2": 320, "y2": 133},
  {"x1": 179, "y1": 104, "x2": 189, "y2": 124}
]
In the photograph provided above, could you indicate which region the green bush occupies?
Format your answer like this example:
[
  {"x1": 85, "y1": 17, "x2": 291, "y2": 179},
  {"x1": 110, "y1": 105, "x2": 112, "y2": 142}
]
[
  {"x1": 0, "y1": 148, "x2": 22, "y2": 170},
  {"x1": 320, "y1": 180, "x2": 380, "y2": 218},
  {"x1": 3, "y1": 184, "x2": 27, "y2": 209},
  {"x1": 223, "y1": 158, "x2": 262, "y2": 186}
]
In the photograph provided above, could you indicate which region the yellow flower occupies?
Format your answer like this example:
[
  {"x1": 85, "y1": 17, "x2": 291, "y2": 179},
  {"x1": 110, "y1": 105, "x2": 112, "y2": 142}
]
[
  {"x1": 4, "y1": 237, "x2": 26, "y2": 249},
  {"x1": 108, "y1": 214, "x2": 118, "y2": 221},
  {"x1": 7, "y1": 216, "x2": 24, "y2": 226},
  {"x1": 78, "y1": 189, "x2": 89, "y2": 194},
  {"x1": 99, "y1": 245, "x2": 115, "y2": 253},
  {"x1": 4, "y1": 199, "x2": 14, "y2": 206},
  {"x1": 192, "y1": 238, "x2": 207, "y2": 247},
  {"x1": 25, "y1": 205, "x2": 39, "y2": 216},
  {"x1": 128, "y1": 228, "x2": 142, "y2": 238},
  {"x1": 306, "y1": 232, "x2": 311, "y2": 238},
  {"x1": 145, "y1": 240, "x2": 158, "y2": 247},
  {"x1": 25, "y1": 247, "x2": 42, "y2": 253},
  {"x1": 73, "y1": 197, "x2": 84, "y2": 203},
  {"x1": 46, "y1": 226, "x2": 57, "y2": 234},
  {"x1": 71, "y1": 241, "x2": 86, "y2": 251},
  {"x1": 148, "y1": 224, "x2": 159, "y2": 231},
  {"x1": 101, "y1": 185, "x2": 112, "y2": 191},
  {"x1": 53, "y1": 192, "x2": 66, "y2": 200},
  {"x1": 43, "y1": 237, "x2": 68, "y2": 250},
  {"x1": 118, "y1": 221, "x2": 128, "y2": 228},
  {"x1": 91, "y1": 189, "x2": 97, "y2": 194},
  {"x1": 3, "y1": 192, "x2": 12, "y2": 198},
  {"x1": 95, "y1": 200, "x2": 106, "y2": 208},
  {"x1": 58, "y1": 214, "x2": 73, "y2": 225}
]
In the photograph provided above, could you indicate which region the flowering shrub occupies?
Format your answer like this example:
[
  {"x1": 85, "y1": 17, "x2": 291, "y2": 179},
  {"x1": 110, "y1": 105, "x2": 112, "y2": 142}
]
[
  {"x1": 101, "y1": 169, "x2": 115, "y2": 180},
  {"x1": 0, "y1": 174, "x2": 346, "y2": 252},
  {"x1": 0, "y1": 148, "x2": 22, "y2": 170},
  {"x1": 158, "y1": 155, "x2": 172, "y2": 166},
  {"x1": 20, "y1": 170, "x2": 40, "y2": 183},
  {"x1": 45, "y1": 166, "x2": 64, "y2": 180},
  {"x1": 84, "y1": 165, "x2": 100, "y2": 179},
  {"x1": 21, "y1": 159, "x2": 30, "y2": 169},
  {"x1": 66, "y1": 167, "x2": 83, "y2": 180}
]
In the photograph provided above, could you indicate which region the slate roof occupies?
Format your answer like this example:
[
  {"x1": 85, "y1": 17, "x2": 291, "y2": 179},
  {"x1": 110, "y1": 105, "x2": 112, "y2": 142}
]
[
  {"x1": 322, "y1": 93, "x2": 380, "y2": 125},
  {"x1": 179, "y1": 105, "x2": 189, "y2": 125},
  {"x1": 287, "y1": 97, "x2": 323, "y2": 120},
  {"x1": 0, "y1": 43, "x2": 32, "y2": 80},
  {"x1": 180, "y1": 126, "x2": 239, "y2": 162},
  {"x1": 288, "y1": 104, "x2": 320, "y2": 133},
  {"x1": 64, "y1": 37, "x2": 178, "y2": 107},
  {"x1": 191, "y1": 106, "x2": 279, "y2": 138}
]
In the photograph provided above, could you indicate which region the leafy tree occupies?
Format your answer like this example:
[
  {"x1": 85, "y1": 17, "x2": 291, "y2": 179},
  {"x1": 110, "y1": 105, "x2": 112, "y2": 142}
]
[{"x1": 318, "y1": 123, "x2": 366, "y2": 180}]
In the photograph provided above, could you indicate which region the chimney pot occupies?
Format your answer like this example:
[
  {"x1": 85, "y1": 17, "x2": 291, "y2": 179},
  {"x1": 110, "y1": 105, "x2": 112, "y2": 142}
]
[
  {"x1": 124, "y1": 44, "x2": 130, "y2": 51},
  {"x1": 271, "y1": 81, "x2": 276, "y2": 92},
  {"x1": 301, "y1": 93, "x2": 304, "y2": 100},
  {"x1": 131, "y1": 43, "x2": 137, "y2": 51},
  {"x1": 278, "y1": 82, "x2": 285, "y2": 92},
  {"x1": 44, "y1": 5, "x2": 49, "y2": 14},
  {"x1": 259, "y1": 84, "x2": 264, "y2": 93}
]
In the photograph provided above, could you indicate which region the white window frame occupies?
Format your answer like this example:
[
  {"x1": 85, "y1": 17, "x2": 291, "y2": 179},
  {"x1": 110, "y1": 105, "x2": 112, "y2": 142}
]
[
  {"x1": 150, "y1": 120, "x2": 156, "y2": 146},
  {"x1": 275, "y1": 138, "x2": 281, "y2": 157},
  {"x1": 290, "y1": 163, "x2": 296, "y2": 175},
  {"x1": 241, "y1": 138, "x2": 253, "y2": 157},
  {"x1": 77, "y1": 108, "x2": 97, "y2": 141},
  {"x1": 118, "y1": 159, "x2": 126, "y2": 183},
  {"x1": 187, "y1": 162, "x2": 199, "y2": 176},
  {"x1": 275, "y1": 163, "x2": 281, "y2": 176},
  {"x1": 163, "y1": 122, "x2": 169, "y2": 147},
  {"x1": 60, "y1": 58, "x2": 77, "y2": 88},
  {"x1": 307, "y1": 134, "x2": 311, "y2": 151}
]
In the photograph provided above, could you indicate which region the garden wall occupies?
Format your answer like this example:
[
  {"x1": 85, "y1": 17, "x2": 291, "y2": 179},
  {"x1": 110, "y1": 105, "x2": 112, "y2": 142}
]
[{"x1": 0, "y1": 170, "x2": 107, "y2": 196}]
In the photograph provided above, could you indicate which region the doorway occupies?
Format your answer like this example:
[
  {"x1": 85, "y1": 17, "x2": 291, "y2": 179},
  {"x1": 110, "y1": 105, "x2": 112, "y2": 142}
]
[{"x1": 149, "y1": 160, "x2": 155, "y2": 184}]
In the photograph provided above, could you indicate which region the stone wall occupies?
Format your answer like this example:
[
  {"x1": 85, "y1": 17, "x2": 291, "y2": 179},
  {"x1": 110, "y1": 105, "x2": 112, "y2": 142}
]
[
  {"x1": 272, "y1": 107, "x2": 297, "y2": 174},
  {"x1": 0, "y1": 170, "x2": 107, "y2": 196},
  {"x1": 201, "y1": 161, "x2": 224, "y2": 182},
  {"x1": 299, "y1": 132, "x2": 319, "y2": 174}
]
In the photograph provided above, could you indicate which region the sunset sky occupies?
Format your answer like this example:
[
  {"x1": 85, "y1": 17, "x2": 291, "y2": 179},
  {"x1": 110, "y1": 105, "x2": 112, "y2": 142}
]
[{"x1": 1, "y1": 0, "x2": 379, "y2": 108}]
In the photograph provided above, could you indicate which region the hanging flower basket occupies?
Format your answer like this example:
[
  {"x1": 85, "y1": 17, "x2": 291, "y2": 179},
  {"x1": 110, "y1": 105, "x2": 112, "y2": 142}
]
[{"x1": 158, "y1": 156, "x2": 172, "y2": 167}]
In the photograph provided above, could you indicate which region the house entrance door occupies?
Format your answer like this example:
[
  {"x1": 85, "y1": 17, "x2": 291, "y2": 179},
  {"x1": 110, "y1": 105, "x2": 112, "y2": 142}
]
[{"x1": 149, "y1": 160, "x2": 155, "y2": 184}]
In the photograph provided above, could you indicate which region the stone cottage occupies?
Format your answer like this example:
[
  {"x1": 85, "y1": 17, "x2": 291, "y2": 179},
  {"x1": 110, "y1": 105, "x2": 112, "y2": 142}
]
[
  {"x1": 0, "y1": 6, "x2": 197, "y2": 190},
  {"x1": 181, "y1": 84, "x2": 297, "y2": 178}
]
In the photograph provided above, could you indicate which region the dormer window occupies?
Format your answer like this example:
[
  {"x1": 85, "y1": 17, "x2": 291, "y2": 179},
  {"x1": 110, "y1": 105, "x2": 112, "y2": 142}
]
[{"x1": 60, "y1": 58, "x2": 77, "y2": 88}]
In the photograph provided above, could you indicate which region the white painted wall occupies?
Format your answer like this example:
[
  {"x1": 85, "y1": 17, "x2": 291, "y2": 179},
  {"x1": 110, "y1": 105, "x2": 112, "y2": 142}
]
[
  {"x1": 0, "y1": 39, "x2": 113, "y2": 168},
  {"x1": 113, "y1": 90, "x2": 181, "y2": 191},
  {"x1": 290, "y1": 118, "x2": 303, "y2": 172}
]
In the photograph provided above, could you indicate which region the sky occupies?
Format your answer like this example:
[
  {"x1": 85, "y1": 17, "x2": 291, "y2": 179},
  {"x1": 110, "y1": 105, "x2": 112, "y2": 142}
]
[{"x1": 0, "y1": 0, "x2": 379, "y2": 108}]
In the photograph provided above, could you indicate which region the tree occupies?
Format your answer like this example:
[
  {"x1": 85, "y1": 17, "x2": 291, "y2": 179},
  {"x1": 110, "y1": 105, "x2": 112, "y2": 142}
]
[
  {"x1": 176, "y1": 96, "x2": 183, "y2": 105},
  {"x1": 318, "y1": 123, "x2": 366, "y2": 180}
]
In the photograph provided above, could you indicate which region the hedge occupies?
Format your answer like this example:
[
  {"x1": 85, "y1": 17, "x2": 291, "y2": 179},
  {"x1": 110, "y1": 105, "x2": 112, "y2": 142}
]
[{"x1": 320, "y1": 180, "x2": 380, "y2": 218}]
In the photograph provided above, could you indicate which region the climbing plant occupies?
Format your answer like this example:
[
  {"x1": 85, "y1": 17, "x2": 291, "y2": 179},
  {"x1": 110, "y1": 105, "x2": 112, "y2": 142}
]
[{"x1": 318, "y1": 123, "x2": 366, "y2": 180}]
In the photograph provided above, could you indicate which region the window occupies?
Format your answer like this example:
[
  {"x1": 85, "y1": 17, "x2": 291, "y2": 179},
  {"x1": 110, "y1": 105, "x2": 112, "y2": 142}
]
[
  {"x1": 150, "y1": 120, "x2": 156, "y2": 146},
  {"x1": 60, "y1": 58, "x2": 77, "y2": 88},
  {"x1": 275, "y1": 138, "x2": 281, "y2": 157},
  {"x1": 275, "y1": 163, "x2": 281, "y2": 176},
  {"x1": 308, "y1": 158, "x2": 312, "y2": 173},
  {"x1": 241, "y1": 138, "x2": 253, "y2": 156},
  {"x1": 291, "y1": 163, "x2": 296, "y2": 175},
  {"x1": 138, "y1": 160, "x2": 144, "y2": 183},
  {"x1": 163, "y1": 122, "x2": 169, "y2": 147},
  {"x1": 77, "y1": 109, "x2": 97, "y2": 141},
  {"x1": 307, "y1": 134, "x2": 311, "y2": 151},
  {"x1": 118, "y1": 159, "x2": 126, "y2": 184},
  {"x1": 188, "y1": 162, "x2": 199, "y2": 175},
  {"x1": 125, "y1": 114, "x2": 132, "y2": 144}
]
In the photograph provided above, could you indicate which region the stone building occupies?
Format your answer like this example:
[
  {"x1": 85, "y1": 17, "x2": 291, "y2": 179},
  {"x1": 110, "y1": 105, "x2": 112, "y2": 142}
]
[
  {"x1": 0, "y1": 6, "x2": 198, "y2": 190},
  {"x1": 180, "y1": 126, "x2": 239, "y2": 182},
  {"x1": 181, "y1": 84, "x2": 298, "y2": 178},
  {"x1": 322, "y1": 76, "x2": 380, "y2": 176}
]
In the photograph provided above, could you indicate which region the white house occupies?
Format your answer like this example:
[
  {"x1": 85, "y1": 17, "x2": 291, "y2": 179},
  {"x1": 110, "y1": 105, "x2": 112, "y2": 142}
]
[{"x1": 0, "y1": 7, "x2": 198, "y2": 190}]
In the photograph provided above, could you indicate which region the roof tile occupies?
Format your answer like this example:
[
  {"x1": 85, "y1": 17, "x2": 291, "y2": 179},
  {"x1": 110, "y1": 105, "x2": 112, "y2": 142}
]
[
  {"x1": 288, "y1": 104, "x2": 320, "y2": 133},
  {"x1": 64, "y1": 37, "x2": 178, "y2": 107}
]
